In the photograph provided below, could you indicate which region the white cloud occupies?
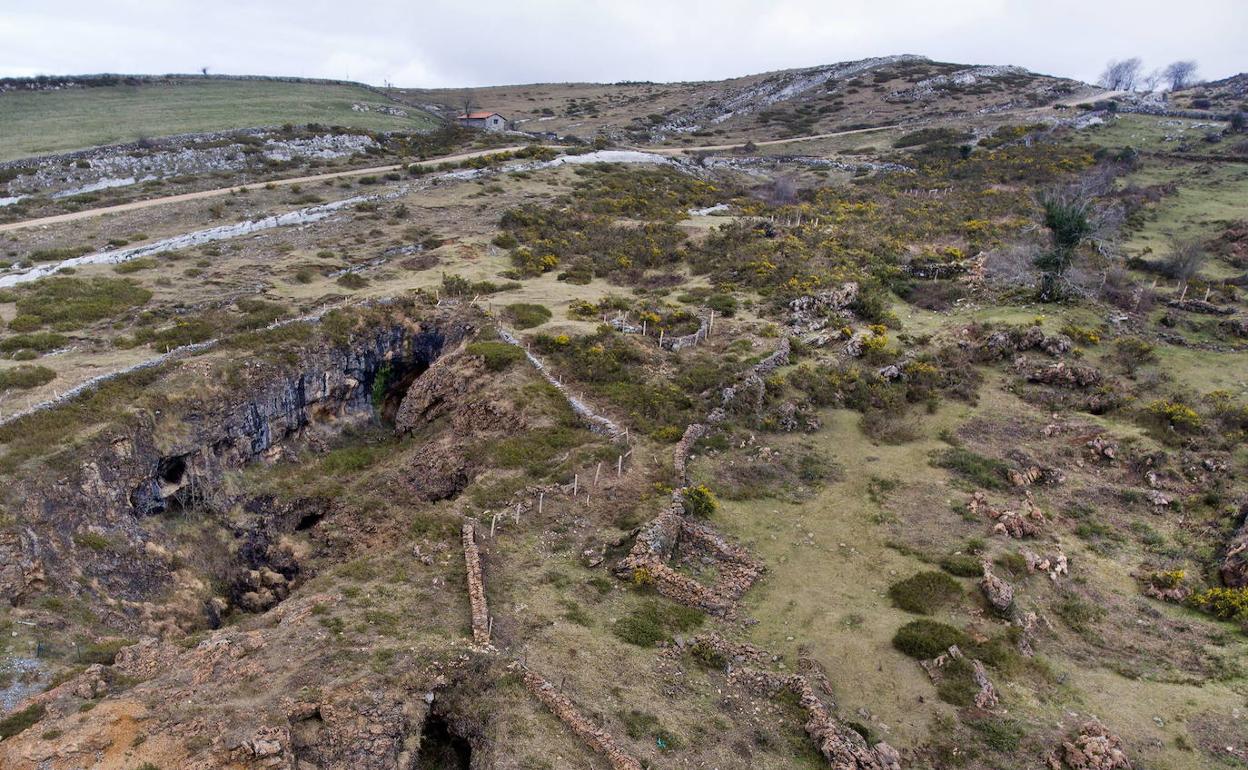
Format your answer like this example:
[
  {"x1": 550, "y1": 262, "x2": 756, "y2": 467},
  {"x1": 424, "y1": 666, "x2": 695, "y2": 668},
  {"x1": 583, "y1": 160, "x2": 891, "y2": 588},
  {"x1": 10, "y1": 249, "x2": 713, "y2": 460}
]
[{"x1": 0, "y1": 0, "x2": 1242, "y2": 87}]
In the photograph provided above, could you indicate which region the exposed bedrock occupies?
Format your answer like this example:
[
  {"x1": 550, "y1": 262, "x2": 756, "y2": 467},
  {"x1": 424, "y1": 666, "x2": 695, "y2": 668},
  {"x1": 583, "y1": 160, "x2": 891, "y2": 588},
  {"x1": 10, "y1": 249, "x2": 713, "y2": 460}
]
[{"x1": 1, "y1": 315, "x2": 475, "y2": 620}]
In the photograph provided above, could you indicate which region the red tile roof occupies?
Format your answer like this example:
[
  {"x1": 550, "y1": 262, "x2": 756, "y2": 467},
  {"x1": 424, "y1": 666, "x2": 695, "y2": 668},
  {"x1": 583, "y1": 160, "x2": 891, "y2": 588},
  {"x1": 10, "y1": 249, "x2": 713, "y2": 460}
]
[{"x1": 459, "y1": 111, "x2": 501, "y2": 119}]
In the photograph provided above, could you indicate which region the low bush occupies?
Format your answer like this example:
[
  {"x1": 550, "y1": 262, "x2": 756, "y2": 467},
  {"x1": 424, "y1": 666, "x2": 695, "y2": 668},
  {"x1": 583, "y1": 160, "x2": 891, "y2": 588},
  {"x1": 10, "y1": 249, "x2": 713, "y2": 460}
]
[
  {"x1": 336, "y1": 273, "x2": 369, "y2": 290},
  {"x1": 706, "y1": 293, "x2": 737, "y2": 317},
  {"x1": 0, "y1": 703, "x2": 45, "y2": 739},
  {"x1": 683, "y1": 484, "x2": 718, "y2": 517},
  {"x1": 113, "y1": 258, "x2": 159, "y2": 274},
  {"x1": 1189, "y1": 587, "x2": 1248, "y2": 622},
  {"x1": 441, "y1": 273, "x2": 520, "y2": 297},
  {"x1": 465, "y1": 341, "x2": 524, "y2": 371},
  {"x1": 968, "y1": 717, "x2": 1026, "y2": 752},
  {"x1": 503, "y1": 302, "x2": 552, "y2": 329},
  {"x1": 0, "y1": 364, "x2": 55, "y2": 391},
  {"x1": 1052, "y1": 593, "x2": 1106, "y2": 634},
  {"x1": 613, "y1": 600, "x2": 704, "y2": 647},
  {"x1": 940, "y1": 554, "x2": 983, "y2": 577},
  {"x1": 72, "y1": 531, "x2": 114, "y2": 551},
  {"x1": 29, "y1": 246, "x2": 91, "y2": 263},
  {"x1": 0, "y1": 331, "x2": 68, "y2": 355},
  {"x1": 888, "y1": 571, "x2": 963, "y2": 614},
  {"x1": 931, "y1": 447, "x2": 1010, "y2": 489},
  {"x1": 8, "y1": 276, "x2": 151, "y2": 329},
  {"x1": 78, "y1": 637, "x2": 133, "y2": 665},
  {"x1": 892, "y1": 619, "x2": 969, "y2": 659},
  {"x1": 935, "y1": 656, "x2": 979, "y2": 706}
]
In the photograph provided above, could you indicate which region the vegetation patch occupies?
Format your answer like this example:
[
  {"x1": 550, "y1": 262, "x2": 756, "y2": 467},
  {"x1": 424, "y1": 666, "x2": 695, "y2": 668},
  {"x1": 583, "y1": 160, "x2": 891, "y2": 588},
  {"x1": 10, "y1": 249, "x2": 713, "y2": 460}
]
[
  {"x1": 465, "y1": 341, "x2": 524, "y2": 371},
  {"x1": 893, "y1": 619, "x2": 969, "y2": 659},
  {"x1": 503, "y1": 302, "x2": 552, "y2": 329},
  {"x1": 2, "y1": 276, "x2": 151, "y2": 329},
  {"x1": 613, "y1": 599, "x2": 705, "y2": 647},
  {"x1": 888, "y1": 571, "x2": 963, "y2": 614},
  {"x1": 0, "y1": 703, "x2": 45, "y2": 739},
  {"x1": 0, "y1": 364, "x2": 55, "y2": 391},
  {"x1": 931, "y1": 447, "x2": 1010, "y2": 489}
]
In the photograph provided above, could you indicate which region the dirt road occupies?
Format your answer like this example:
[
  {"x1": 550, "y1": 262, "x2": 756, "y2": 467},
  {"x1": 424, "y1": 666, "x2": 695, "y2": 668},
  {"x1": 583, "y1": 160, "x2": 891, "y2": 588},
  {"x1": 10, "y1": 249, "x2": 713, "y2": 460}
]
[{"x1": 0, "y1": 145, "x2": 529, "y2": 234}]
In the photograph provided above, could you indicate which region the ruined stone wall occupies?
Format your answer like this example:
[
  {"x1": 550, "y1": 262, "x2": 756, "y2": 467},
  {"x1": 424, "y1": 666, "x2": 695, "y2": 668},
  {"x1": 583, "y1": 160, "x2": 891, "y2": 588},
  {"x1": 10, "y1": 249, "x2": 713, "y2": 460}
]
[
  {"x1": 672, "y1": 423, "x2": 706, "y2": 485},
  {"x1": 660, "y1": 313, "x2": 711, "y2": 351},
  {"x1": 690, "y1": 633, "x2": 900, "y2": 769},
  {"x1": 521, "y1": 670, "x2": 643, "y2": 770},
  {"x1": 462, "y1": 521, "x2": 491, "y2": 645}
]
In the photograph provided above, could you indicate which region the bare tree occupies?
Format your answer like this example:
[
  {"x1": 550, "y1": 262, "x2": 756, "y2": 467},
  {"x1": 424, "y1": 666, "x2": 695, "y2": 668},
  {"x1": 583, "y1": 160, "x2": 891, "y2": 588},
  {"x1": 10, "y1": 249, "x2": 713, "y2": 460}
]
[
  {"x1": 1098, "y1": 58, "x2": 1143, "y2": 91},
  {"x1": 459, "y1": 90, "x2": 475, "y2": 117},
  {"x1": 200, "y1": 66, "x2": 209, "y2": 77},
  {"x1": 1140, "y1": 69, "x2": 1162, "y2": 93},
  {"x1": 1162, "y1": 60, "x2": 1199, "y2": 91},
  {"x1": 1164, "y1": 237, "x2": 1206, "y2": 288}
]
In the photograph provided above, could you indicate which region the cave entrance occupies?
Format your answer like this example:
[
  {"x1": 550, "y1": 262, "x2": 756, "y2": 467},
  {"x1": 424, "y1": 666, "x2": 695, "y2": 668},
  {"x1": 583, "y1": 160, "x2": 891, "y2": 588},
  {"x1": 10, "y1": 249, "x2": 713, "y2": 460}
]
[
  {"x1": 372, "y1": 359, "x2": 430, "y2": 426},
  {"x1": 414, "y1": 712, "x2": 471, "y2": 769}
]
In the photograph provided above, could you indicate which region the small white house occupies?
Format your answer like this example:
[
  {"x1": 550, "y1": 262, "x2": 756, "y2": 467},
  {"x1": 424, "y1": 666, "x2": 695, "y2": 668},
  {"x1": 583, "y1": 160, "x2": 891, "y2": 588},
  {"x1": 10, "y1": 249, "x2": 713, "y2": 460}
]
[{"x1": 457, "y1": 111, "x2": 507, "y2": 131}]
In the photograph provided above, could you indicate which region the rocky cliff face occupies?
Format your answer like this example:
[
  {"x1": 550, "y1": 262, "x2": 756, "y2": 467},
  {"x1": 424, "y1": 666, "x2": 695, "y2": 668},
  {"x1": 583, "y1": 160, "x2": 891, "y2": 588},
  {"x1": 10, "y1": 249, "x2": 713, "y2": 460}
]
[{"x1": 0, "y1": 312, "x2": 475, "y2": 626}]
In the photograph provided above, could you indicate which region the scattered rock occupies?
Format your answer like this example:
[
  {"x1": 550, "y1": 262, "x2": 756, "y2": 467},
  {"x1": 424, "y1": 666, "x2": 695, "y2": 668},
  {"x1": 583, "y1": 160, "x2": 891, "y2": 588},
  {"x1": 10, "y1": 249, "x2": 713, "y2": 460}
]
[{"x1": 1047, "y1": 720, "x2": 1132, "y2": 769}]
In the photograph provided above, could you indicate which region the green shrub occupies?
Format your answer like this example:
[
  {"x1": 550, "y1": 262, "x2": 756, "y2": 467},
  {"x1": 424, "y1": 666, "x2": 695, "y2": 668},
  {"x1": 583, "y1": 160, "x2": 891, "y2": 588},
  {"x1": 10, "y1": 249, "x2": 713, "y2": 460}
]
[
  {"x1": 336, "y1": 273, "x2": 369, "y2": 290},
  {"x1": 968, "y1": 718, "x2": 1025, "y2": 752},
  {"x1": 504, "y1": 302, "x2": 552, "y2": 329},
  {"x1": 0, "y1": 332, "x2": 68, "y2": 355},
  {"x1": 113, "y1": 258, "x2": 159, "y2": 274},
  {"x1": 613, "y1": 600, "x2": 704, "y2": 647},
  {"x1": 8, "y1": 276, "x2": 151, "y2": 329},
  {"x1": 689, "y1": 638, "x2": 729, "y2": 669},
  {"x1": 940, "y1": 554, "x2": 983, "y2": 577},
  {"x1": 1053, "y1": 594, "x2": 1106, "y2": 634},
  {"x1": 888, "y1": 571, "x2": 963, "y2": 614},
  {"x1": 72, "y1": 531, "x2": 114, "y2": 551},
  {"x1": 491, "y1": 426, "x2": 588, "y2": 476},
  {"x1": 892, "y1": 619, "x2": 969, "y2": 659},
  {"x1": 144, "y1": 319, "x2": 218, "y2": 349},
  {"x1": 466, "y1": 341, "x2": 524, "y2": 371},
  {"x1": 0, "y1": 364, "x2": 55, "y2": 391},
  {"x1": 0, "y1": 703, "x2": 45, "y2": 738},
  {"x1": 441, "y1": 273, "x2": 519, "y2": 297},
  {"x1": 706, "y1": 293, "x2": 737, "y2": 317},
  {"x1": 29, "y1": 246, "x2": 91, "y2": 262},
  {"x1": 931, "y1": 447, "x2": 1009, "y2": 489},
  {"x1": 935, "y1": 656, "x2": 978, "y2": 706},
  {"x1": 320, "y1": 445, "x2": 388, "y2": 475},
  {"x1": 78, "y1": 637, "x2": 133, "y2": 665},
  {"x1": 682, "y1": 484, "x2": 718, "y2": 518},
  {"x1": 1189, "y1": 587, "x2": 1248, "y2": 622}
]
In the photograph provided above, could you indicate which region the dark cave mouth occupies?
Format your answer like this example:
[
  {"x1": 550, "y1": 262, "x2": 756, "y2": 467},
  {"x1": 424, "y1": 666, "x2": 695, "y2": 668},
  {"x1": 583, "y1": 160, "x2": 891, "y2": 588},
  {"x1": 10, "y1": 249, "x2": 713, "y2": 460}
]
[
  {"x1": 414, "y1": 712, "x2": 472, "y2": 769},
  {"x1": 372, "y1": 358, "x2": 431, "y2": 426}
]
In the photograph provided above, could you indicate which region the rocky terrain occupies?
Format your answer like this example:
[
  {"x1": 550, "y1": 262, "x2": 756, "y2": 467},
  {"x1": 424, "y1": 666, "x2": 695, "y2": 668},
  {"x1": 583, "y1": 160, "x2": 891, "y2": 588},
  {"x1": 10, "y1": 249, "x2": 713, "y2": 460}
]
[{"x1": 1, "y1": 55, "x2": 1247, "y2": 770}]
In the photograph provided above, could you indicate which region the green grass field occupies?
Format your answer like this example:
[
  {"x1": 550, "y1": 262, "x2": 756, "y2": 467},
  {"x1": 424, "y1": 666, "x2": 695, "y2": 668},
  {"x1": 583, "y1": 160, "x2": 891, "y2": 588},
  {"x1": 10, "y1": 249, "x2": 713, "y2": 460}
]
[{"x1": 0, "y1": 79, "x2": 441, "y2": 161}]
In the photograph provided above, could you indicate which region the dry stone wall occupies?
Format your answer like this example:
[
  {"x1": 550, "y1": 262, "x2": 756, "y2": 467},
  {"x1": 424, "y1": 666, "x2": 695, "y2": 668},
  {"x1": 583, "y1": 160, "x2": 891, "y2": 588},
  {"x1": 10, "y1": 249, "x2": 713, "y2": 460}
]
[
  {"x1": 521, "y1": 669, "x2": 644, "y2": 770},
  {"x1": 461, "y1": 521, "x2": 490, "y2": 646}
]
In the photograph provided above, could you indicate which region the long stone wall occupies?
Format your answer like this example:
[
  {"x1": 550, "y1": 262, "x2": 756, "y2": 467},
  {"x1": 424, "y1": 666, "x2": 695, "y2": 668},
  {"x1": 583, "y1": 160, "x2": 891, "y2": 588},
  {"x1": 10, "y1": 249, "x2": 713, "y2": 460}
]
[
  {"x1": 521, "y1": 670, "x2": 644, "y2": 770},
  {"x1": 461, "y1": 521, "x2": 490, "y2": 646}
]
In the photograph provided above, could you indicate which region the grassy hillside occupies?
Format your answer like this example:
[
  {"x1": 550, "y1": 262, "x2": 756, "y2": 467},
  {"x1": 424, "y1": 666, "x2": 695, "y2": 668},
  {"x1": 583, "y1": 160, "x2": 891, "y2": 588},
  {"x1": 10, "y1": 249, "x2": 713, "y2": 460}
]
[{"x1": 0, "y1": 78, "x2": 441, "y2": 161}]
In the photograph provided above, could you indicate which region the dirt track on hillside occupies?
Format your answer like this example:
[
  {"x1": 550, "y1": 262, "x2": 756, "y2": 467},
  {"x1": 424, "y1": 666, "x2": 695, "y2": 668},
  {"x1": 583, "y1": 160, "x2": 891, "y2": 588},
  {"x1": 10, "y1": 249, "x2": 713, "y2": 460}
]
[{"x1": 0, "y1": 146, "x2": 528, "y2": 233}]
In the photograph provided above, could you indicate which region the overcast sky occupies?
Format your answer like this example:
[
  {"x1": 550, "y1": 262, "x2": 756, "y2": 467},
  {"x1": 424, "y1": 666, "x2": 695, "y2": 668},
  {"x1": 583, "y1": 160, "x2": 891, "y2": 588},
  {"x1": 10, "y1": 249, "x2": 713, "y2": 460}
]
[{"x1": 1, "y1": 0, "x2": 1243, "y2": 88}]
